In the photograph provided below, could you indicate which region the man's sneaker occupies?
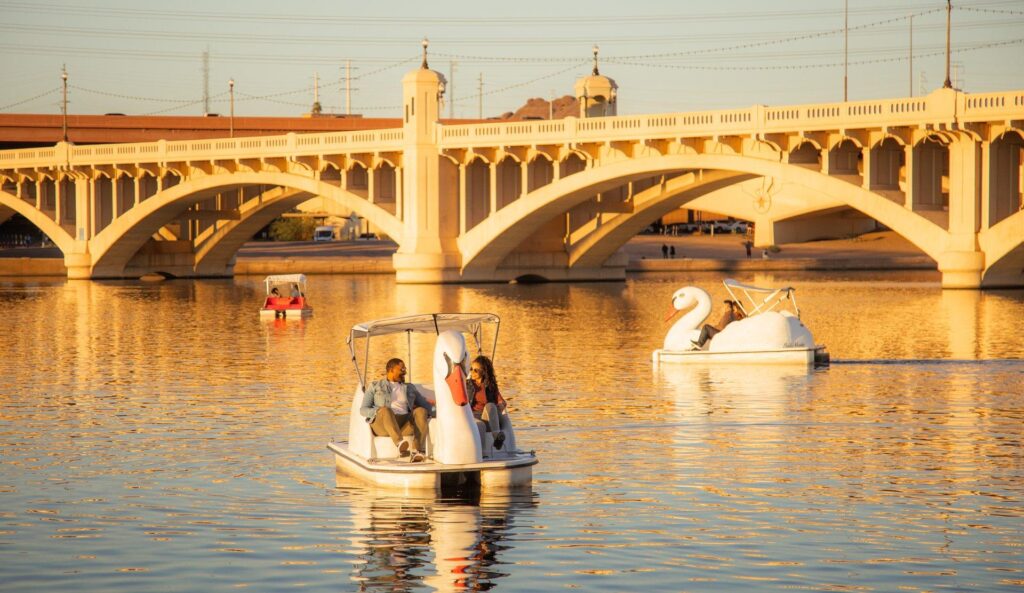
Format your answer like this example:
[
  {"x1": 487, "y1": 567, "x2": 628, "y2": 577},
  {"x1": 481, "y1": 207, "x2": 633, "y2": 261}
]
[
  {"x1": 398, "y1": 440, "x2": 410, "y2": 457},
  {"x1": 493, "y1": 432, "x2": 506, "y2": 450},
  {"x1": 410, "y1": 452, "x2": 425, "y2": 463}
]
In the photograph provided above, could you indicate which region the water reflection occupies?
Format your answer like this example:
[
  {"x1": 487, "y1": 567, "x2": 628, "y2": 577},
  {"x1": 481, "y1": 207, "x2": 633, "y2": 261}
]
[
  {"x1": 340, "y1": 483, "x2": 536, "y2": 592},
  {"x1": 2, "y1": 273, "x2": 1023, "y2": 592},
  {"x1": 655, "y1": 363, "x2": 815, "y2": 420}
]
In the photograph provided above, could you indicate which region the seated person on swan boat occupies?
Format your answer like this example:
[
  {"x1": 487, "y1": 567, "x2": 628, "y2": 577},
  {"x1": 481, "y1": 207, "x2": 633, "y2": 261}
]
[
  {"x1": 468, "y1": 355, "x2": 510, "y2": 451},
  {"x1": 694, "y1": 299, "x2": 746, "y2": 348},
  {"x1": 360, "y1": 358, "x2": 433, "y2": 462}
]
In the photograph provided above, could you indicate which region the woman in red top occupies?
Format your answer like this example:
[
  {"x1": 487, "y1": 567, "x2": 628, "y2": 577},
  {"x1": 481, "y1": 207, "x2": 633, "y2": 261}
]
[{"x1": 468, "y1": 355, "x2": 510, "y2": 451}]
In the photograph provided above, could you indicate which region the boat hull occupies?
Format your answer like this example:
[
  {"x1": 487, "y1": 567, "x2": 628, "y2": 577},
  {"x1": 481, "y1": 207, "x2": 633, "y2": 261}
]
[
  {"x1": 327, "y1": 441, "x2": 536, "y2": 492},
  {"x1": 653, "y1": 345, "x2": 829, "y2": 366},
  {"x1": 259, "y1": 308, "x2": 313, "y2": 319}
]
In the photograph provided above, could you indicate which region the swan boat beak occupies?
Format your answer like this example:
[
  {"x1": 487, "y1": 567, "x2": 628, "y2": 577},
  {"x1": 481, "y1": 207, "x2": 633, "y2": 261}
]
[{"x1": 444, "y1": 354, "x2": 469, "y2": 406}]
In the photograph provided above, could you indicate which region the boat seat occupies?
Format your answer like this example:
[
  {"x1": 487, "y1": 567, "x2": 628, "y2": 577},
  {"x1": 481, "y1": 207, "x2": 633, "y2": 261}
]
[{"x1": 369, "y1": 434, "x2": 432, "y2": 459}]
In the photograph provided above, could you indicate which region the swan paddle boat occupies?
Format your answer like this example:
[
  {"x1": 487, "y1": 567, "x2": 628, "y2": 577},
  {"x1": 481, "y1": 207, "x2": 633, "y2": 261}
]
[
  {"x1": 259, "y1": 274, "x2": 313, "y2": 319},
  {"x1": 328, "y1": 313, "x2": 537, "y2": 493},
  {"x1": 653, "y1": 278, "x2": 829, "y2": 366}
]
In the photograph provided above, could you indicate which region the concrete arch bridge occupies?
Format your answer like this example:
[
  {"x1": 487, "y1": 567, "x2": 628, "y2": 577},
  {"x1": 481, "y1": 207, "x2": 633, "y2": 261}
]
[{"x1": 0, "y1": 66, "x2": 1021, "y2": 288}]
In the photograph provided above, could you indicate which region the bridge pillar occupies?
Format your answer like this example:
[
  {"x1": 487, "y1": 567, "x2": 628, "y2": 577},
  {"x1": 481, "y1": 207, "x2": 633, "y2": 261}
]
[
  {"x1": 938, "y1": 250, "x2": 985, "y2": 289},
  {"x1": 939, "y1": 134, "x2": 985, "y2": 289},
  {"x1": 64, "y1": 243, "x2": 92, "y2": 279},
  {"x1": 752, "y1": 216, "x2": 774, "y2": 248},
  {"x1": 392, "y1": 62, "x2": 463, "y2": 283}
]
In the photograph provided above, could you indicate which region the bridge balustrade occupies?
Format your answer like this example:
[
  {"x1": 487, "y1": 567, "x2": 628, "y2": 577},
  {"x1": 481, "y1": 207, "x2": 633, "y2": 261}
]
[{"x1": 0, "y1": 86, "x2": 1021, "y2": 287}]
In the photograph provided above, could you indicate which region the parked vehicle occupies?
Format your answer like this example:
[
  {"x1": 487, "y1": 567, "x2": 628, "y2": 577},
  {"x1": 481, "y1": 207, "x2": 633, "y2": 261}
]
[
  {"x1": 721, "y1": 221, "x2": 749, "y2": 234},
  {"x1": 313, "y1": 225, "x2": 336, "y2": 242}
]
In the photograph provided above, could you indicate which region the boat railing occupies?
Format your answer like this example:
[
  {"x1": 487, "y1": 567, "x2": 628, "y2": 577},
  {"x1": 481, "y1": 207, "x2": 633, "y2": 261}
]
[{"x1": 724, "y1": 279, "x2": 800, "y2": 318}]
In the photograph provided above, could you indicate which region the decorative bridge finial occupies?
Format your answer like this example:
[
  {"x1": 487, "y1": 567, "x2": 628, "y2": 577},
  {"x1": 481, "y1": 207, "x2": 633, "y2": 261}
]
[
  {"x1": 422, "y1": 37, "x2": 430, "y2": 69},
  {"x1": 592, "y1": 44, "x2": 600, "y2": 75}
]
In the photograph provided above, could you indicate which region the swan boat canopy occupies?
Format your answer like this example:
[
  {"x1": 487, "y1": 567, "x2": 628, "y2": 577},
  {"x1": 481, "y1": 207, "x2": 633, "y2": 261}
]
[
  {"x1": 259, "y1": 274, "x2": 313, "y2": 319},
  {"x1": 653, "y1": 278, "x2": 830, "y2": 366},
  {"x1": 328, "y1": 313, "x2": 537, "y2": 493}
]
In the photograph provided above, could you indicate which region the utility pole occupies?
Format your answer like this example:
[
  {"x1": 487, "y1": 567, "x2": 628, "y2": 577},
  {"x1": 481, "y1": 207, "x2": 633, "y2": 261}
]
[
  {"x1": 952, "y1": 62, "x2": 964, "y2": 89},
  {"x1": 228, "y1": 78, "x2": 235, "y2": 138},
  {"x1": 943, "y1": 0, "x2": 952, "y2": 88},
  {"x1": 449, "y1": 60, "x2": 456, "y2": 119},
  {"x1": 909, "y1": 13, "x2": 914, "y2": 97},
  {"x1": 202, "y1": 48, "x2": 210, "y2": 115},
  {"x1": 843, "y1": 0, "x2": 848, "y2": 101},
  {"x1": 478, "y1": 73, "x2": 483, "y2": 119},
  {"x1": 311, "y1": 72, "x2": 321, "y2": 114},
  {"x1": 61, "y1": 65, "x2": 68, "y2": 142}
]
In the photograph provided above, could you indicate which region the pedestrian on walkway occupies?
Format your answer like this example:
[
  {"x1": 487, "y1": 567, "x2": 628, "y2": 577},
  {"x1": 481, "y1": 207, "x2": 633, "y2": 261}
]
[
  {"x1": 669, "y1": 245, "x2": 676, "y2": 259},
  {"x1": 661, "y1": 244, "x2": 668, "y2": 259},
  {"x1": 744, "y1": 240, "x2": 753, "y2": 259}
]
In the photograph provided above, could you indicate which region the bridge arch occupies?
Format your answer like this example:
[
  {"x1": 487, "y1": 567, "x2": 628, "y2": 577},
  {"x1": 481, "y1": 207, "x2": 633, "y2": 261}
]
[
  {"x1": 88, "y1": 171, "x2": 401, "y2": 276},
  {"x1": 0, "y1": 189, "x2": 75, "y2": 253},
  {"x1": 458, "y1": 153, "x2": 951, "y2": 273}
]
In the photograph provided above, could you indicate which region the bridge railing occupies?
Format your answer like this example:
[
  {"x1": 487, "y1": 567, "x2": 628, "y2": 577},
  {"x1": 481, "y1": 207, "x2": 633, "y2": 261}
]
[
  {"x1": 438, "y1": 88, "x2": 1024, "y2": 150},
  {"x1": 1, "y1": 89, "x2": 1021, "y2": 172},
  {"x1": 0, "y1": 128, "x2": 406, "y2": 170}
]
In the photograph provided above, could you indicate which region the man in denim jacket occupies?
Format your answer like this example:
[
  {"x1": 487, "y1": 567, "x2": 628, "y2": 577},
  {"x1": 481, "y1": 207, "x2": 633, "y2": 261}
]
[{"x1": 360, "y1": 358, "x2": 434, "y2": 461}]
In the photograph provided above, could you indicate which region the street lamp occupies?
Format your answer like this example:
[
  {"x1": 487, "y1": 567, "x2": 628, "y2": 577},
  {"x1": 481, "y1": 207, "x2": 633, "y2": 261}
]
[
  {"x1": 943, "y1": 0, "x2": 953, "y2": 88},
  {"x1": 228, "y1": 78, "x2": 235, "y2": 138},
  {"x1": 61, "y1": 65, "x2": 68, "y2": 142}
]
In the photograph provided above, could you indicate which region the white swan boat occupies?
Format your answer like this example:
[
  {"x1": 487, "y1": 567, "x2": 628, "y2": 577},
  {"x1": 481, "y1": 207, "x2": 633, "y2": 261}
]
[
  {"x1": 328, "y1": 313, "x2": 537, "y2": 493},
  {"x1": 652, "y1": 279, "x2": 829, "y2": 366}
]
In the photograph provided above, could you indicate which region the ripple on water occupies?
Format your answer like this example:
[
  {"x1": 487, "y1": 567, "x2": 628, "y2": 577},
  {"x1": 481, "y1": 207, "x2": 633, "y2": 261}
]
[{"x1": 0, "y1": 275, "x2": 1022, "y2": 591}]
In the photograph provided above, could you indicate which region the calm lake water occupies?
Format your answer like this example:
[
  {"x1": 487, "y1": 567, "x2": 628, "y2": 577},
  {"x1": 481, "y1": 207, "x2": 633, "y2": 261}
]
[{"x1": 1, "y1": 271, "x2": 1023, "y2": 592}]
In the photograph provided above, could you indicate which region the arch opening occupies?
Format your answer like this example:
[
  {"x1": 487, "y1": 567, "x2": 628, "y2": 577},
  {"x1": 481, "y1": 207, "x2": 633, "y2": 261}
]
[
  {"x1": 464, "y1": 158, "x2": 490, "y2": 232},
  {"x1": 496, "y1": 157, "x2": 521, "y2": 210},
  {"x1": 989, "y1": 130, "x2": 1024, "y2": 227}
]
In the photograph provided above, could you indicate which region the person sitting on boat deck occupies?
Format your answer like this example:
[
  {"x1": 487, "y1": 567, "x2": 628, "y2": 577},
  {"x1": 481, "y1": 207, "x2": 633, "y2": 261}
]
[
  {"x1": 360, "y1": 358, "x2": 433, "y2": 462},
  {"x1": 693, "y1": 299, "x2": 746, "y2": 348},
  {"x1": 468, "y1": 355, "x2": 510, "y2": 451},
  {"x1": 289, "y1": 283, "x2": 302, "y2": 299},
  {"x1": 269, "y1": 287, "x2": 285, "y2": 318}
]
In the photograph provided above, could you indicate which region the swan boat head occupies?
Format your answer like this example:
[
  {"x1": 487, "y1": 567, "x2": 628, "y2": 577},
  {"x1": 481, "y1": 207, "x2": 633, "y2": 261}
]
[
  {"x1": 663, "y1": 286, "x2": 712, "y2": 351},
  {"x1": 432, "y1": 330, "x2": 483, "y2": 464}
]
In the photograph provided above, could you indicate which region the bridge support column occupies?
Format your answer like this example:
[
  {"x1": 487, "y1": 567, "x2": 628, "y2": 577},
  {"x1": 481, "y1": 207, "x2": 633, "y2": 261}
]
[
  {"x1": 752, "y1": 216, "x2": 774, "y2": 248},
  {"x1": 939, "y1": 134, "x2": 985, "y2": 289},
  {"x1": 393, "y1": 61, "x2": 463, "y2": 283},
  {"x1": 938, "y1": 250, "x2": 984, "y2": 289},
  {"x1": 64, "y1": 242, "x2": 92, "y2": 279}
]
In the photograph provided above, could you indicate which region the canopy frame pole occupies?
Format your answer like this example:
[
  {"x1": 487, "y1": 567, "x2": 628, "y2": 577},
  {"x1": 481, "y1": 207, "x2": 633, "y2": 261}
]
[{"x1": 407, "y1": 330, "x2": 413, "y2": 383}]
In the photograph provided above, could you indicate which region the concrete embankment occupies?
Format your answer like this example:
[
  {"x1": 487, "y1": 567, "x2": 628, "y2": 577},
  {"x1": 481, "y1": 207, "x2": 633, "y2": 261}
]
[
  {"x1": 0, "y1": 233, "x2": 937, "y2": 278},
  {"x1": 233, "y1": 256, "x2": 392, "y2": 275},
  {"x1": 0, "y1": 254, "x2": 936, "y2": 278},
  {"x1": 628, "y1": 256, "x2": 935, "y2": 273},
  {"x1": 0, "y1": 257, "x2": 66, "y2": 277}
]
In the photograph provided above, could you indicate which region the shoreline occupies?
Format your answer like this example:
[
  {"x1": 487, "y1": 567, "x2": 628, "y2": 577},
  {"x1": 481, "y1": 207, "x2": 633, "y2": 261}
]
[{"x1": 0, "y1": 232, "x2": 938, "y2": 278}]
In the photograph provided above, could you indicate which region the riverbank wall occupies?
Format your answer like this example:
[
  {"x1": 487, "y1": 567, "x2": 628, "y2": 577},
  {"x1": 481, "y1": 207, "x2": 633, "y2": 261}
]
[{"x1": 0, "y1": 254, "x2": 936, "y2": 278}]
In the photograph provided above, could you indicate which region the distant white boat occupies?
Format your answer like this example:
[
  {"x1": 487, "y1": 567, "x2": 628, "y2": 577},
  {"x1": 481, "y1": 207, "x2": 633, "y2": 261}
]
[
  {"x1": 653, "y1": 279, "x2": 829, "y2": 366},
  {"x1": 259, "y1": 274, "x2": 313, "y2": 319},
  {"x1": 328, "y1": 313, "x2": 537, "y2": 493}
]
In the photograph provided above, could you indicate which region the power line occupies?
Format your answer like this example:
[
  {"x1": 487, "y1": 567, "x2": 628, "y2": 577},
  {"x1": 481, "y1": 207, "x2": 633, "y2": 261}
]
[
  {"x1": 3, "y1": 0, "x2": 1007, "y2": 26},
  {"x1": 609, "y1": 38, "x2": 1024, "y2": 72},
  {"x1": 0, "y1": 87, "x2": 59, "y2": 111}
]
